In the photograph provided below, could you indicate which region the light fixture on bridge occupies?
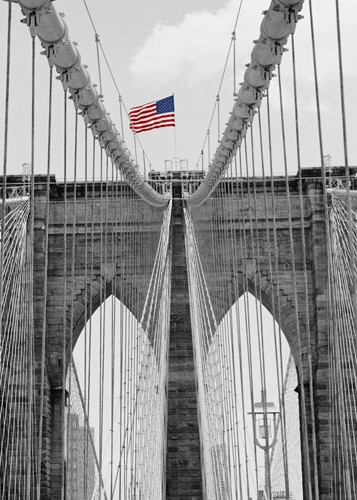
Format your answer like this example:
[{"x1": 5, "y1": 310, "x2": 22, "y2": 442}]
[{"x1": 249, "y1": 389, "x2": 280, "y2": 500}]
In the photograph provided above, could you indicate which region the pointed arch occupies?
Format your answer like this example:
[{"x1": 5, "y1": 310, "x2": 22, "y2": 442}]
[{"x1": 214, "y1": 269, "x2": 313, "y2": 375}]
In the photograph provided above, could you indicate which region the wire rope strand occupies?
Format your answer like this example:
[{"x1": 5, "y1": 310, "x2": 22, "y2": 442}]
[
  {"x1": 232, "y1": 31, "x2": 237, "y2": 96},
  {"x1": 66, "y1": 107, "x2": 79, "y2": 499},
  {"x1": 109, "y1": 158, "x2": 118, "y2": 498},
  {"x1": 226, "y1": 223, "x2": 243, "y2": 497},
  {"x1": 265, "y1": 89, "x2": 291, "y2": 499},
  {"x1": 86, "y1": 134, "x2": 97, "y2": 495},
  {"x1": 119, "y1": 95, "x2": 125, "y2": 140},
  {"x1": 242, "y1": 137, "x2": 260, "y2": 495},
  {"x1": 277, "y1": 63, "x2": 314, "y2": 500},
  {"x1": 217, "y1": 95, "x2": 221, "y2": 143},
  {"x1": 61, "y1": 87, "x2": 68, "y2": 500},
  {"x1": 234, "y1": 152, "x2": 253, "y2": 498},
  {"x1": 0, "y1": 1, "x2": 13, "y2": 350},
  {"x1": 249, "y1": 123, "x2": 274, "y2": 498},
  {"x1": 290, "y1": 32, "x2": 320, "y2": 499},
  {"x1": 98, "y1": 146, "x2": 105, "y2": 497},
  {"x1": 36, "y1": 62, "x2": 53, "y2": 500},
  {"x1": 83, "y1": 118, "x2": 89, "y2": 500},
  {"x1": 26, "y1": 32, "x2": 37, "y2": 500}
]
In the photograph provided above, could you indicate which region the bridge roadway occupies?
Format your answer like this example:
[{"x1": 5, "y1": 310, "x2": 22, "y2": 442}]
[{"x1": 3, "y1": 166, "x2": 356, "y2": 498}]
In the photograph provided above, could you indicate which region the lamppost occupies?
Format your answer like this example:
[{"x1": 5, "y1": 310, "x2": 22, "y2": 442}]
[{"x1": 249, "y1": 389, "x2": 279, "y2": 500}]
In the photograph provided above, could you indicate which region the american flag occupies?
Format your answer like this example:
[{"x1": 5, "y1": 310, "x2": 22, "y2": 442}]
[{"x1": 129, "y1": 95, "x2": 175, "y2": 133}]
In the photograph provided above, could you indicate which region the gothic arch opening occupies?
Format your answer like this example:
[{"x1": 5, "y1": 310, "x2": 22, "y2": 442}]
[
  {"x1": 66, "y1": 294, "x2": 167, "y2": 498},
  {"x1": 70, "y1": 276, "x2": 144, "y2": 365},
  {"x1": 237, "y1": 291, "x2": 303, "y2": 499},
  {"x1": 200, "y1": 291, "x2": 303, "y2": 499}
]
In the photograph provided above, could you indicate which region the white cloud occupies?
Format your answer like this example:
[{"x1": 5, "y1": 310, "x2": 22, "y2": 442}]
[
  {"x1": 129, "y1": 0, "x2": 252, "y2": 86},
  {"x1": 130, "y1": 0, "x2": 357, "y2": 89}
]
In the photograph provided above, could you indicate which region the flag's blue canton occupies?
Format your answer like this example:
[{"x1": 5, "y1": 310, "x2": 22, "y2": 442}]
[{"x1": 156, "y1": 95, "x2": 175, "y2": 115}]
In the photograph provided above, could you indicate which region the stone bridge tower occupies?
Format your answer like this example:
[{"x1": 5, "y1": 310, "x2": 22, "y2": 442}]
[{"x1": 12, "y1": 167, "x2": 355, "y2": 498}]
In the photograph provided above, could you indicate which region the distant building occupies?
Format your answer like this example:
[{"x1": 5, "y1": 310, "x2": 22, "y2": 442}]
[{"x1": 67, "y1": 413, "x2": 96, "y2": 499}]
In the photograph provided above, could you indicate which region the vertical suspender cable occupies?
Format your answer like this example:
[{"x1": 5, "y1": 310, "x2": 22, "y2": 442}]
[
  {"x1": 290, "y1": 32, "x2": 319, "y2": 500},
  {"x1": 0, "y1": 8, "x2": 14, "y2": 489},
  {"x1": 249, "y1": 127, "x2": 272, "y2": 489},
  {"x1": 119, "y1": 95, "x2": 125, "y2": 140},
  {"x1": 308, "y1": 0, "x2": 332, "y2": 224},
  {"x1": 112, "y1": 170, "x2": 121, "y2": 499},
  {"x1": 217, "y1": 95, "x2": 220, "y2": 143},
  {"x1": 36, "y1": 63, "x2": 53, "y2": 500},
  {"x1": 98, "y1": 147, "x2": 104, "y2": 497},
  {"x1": 235, "y1": 152, "x2": 253, "y2": 498},
  {"x1": 83, "y1": 121, "x2": 89, "y2": 500},
  {"x1": 128, "y1": 186, "x2": 134, "y2": 491},
  {"x1": 265, "y1": 90, "x2": 291, "y2": 499},
  {"x1": 257, "y1": 107, "x2": 290, "y2": 497},
  {"x1": 134, "y1": 133, "x2": 138, "y2": 164},
  {"x1": 207, "y1": 130, "x2": 211, "y2": 168},
  {"x1": 67, "y1": 109, "x2": 79, "y2": 499},
  {"x1": 122, "y1": 187, "x2": 130, "y2": 496},
  {"x1": 0, "y1": 1, "x2": 12, "y2": 346},
  {"x1": 27, "y1": 32, "x2": 36, "y2": 500},
  {"x1": 132, "y1": 199, "x2": 139, "y2": 491},
  {"x1": 228, "y1": 160, "x2": 244, "y2": 498},
  {"x1": 224, "y1": 164, "x2": 241, "y2": 496},
  {"x1": 277, "y1": 64, "x2": 314, "y2": 500},
  {"x1": 249, "y1": 124, "x2": 273, "y2": 497},
  {"x1": 61, "y1": 87, "x2": 68, "y2": 500},
  {"x1": 110, "y1": 160, "x2": 118, "y2": 498},
  {"x1": 242, "y1": 139, "x2": 260, "y2": 494},
  {"x1": 86, "y1": 135, "x2": 96, "y2": 494},
  {"x1": 142, "y1": 151, "x2": 146, "y2": 179},
  {"x1": 117, "y1": 173, "x2": 124, "y2": 497},
  {"x1": 103, "y1": 154, "x2": 110, "y2": 491},
  {"x1": 232, "y1": 31, "x2": 237, "y2": 96}
]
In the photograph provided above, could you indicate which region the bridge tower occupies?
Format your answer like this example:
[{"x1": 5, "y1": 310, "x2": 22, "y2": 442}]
[
  {"x1": 166, "y1": 196, "x2": 203, "y2": 498},
  {"x1": 2, "y1": 168, "x2": 356, "y2": 499}
]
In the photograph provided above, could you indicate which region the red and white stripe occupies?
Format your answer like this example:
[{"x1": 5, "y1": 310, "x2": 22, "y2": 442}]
[{"x1": 129, "y1": 101, "x2": 175, "y2": 133}]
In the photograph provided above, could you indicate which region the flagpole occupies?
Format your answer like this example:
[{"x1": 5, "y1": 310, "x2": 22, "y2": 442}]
[
  {"x1": 173, "y1": 93, "x2": 178, "y2": 170},
  {"x1": 174, "y1": 127, "x2": 177, "y2": 166}
]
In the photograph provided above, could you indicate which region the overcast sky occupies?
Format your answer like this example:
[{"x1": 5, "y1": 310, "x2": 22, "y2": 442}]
[{"x1": 1, "y1": 0, "x2": 357, "y2": 179}]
